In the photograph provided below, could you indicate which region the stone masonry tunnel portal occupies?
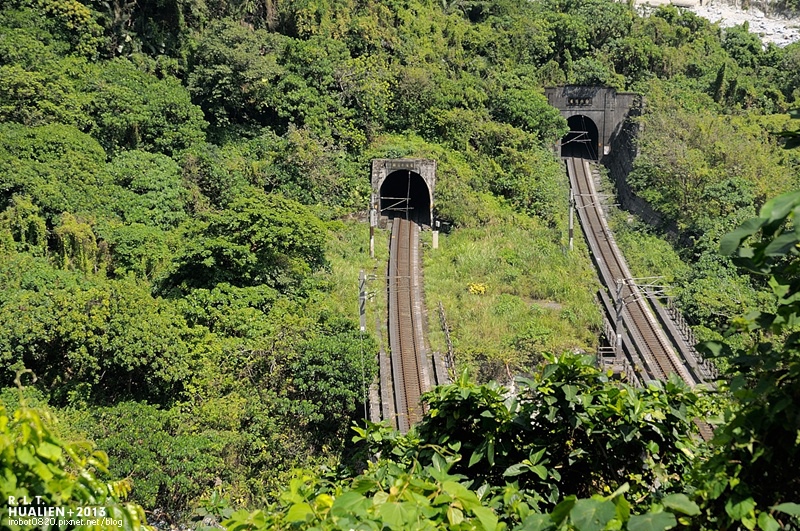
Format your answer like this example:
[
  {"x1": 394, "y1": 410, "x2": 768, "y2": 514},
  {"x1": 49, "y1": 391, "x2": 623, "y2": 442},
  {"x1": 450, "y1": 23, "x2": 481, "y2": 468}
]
[{"x1": 545, "y1": 85, "x2": 642, "y2": 162}]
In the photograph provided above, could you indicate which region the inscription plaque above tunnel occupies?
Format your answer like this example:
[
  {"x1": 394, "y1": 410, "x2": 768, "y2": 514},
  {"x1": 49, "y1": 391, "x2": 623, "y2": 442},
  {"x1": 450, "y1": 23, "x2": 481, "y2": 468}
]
[
  {"x1": 371, "y1": 159, "x2": 436, "y2": 228},
  {"x1": 545, "y1": 86, "x2": 641, "y2": 160}
]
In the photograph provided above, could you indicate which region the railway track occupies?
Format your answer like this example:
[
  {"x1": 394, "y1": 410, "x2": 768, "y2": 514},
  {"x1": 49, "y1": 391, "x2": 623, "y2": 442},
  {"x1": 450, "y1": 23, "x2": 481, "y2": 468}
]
[
  {"x1": 566, "y1": 157, "x2": 705, "y2": 388},
  {"x1": 379, "y1": 161, "x2": 712, "y2": 438},
  {"x1": 387, "y1": 218, "x2": 431, "y2": 432}
]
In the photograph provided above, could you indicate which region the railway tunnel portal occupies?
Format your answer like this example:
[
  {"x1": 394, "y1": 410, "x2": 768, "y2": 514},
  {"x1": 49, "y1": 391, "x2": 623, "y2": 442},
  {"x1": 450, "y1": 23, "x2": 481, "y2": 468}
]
[
  {"x1": 368, "y1": 158, "x2": 448, "y2": 432},
  {"x1": 545, "y1": 85, "x2": 642, "y2": 161},
  {"x1": 372, "y1": 158, "x2": 436, "y2": 227},
  {"x1": 562, "y1": 115, "x2": 600, "y2": 159}
]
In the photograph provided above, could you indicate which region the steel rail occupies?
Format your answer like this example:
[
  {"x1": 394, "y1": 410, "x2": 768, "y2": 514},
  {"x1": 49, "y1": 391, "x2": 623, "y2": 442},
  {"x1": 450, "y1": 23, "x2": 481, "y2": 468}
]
[
  {"x1": 566, "y1": 157, "x2": 701, "y2": 387},
  {"x1": 567, "y1": 157, "x2": 714, "y2": 442},
  {"x1": 387, "y1": 218, "x2": 427, "y2": 432},
  {"x1": 388, "y1": 218, "x2": 409, "y2": 432}
]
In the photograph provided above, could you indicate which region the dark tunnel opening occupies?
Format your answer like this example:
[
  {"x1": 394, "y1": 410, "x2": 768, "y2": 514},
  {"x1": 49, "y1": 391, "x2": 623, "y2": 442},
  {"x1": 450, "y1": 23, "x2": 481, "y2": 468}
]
[
  {"x1": 379, "y1": 170, "x2": 431, "y2": 226},
  {"x1": 561, "y1": 115, "x2": 600, "y2": 160}
]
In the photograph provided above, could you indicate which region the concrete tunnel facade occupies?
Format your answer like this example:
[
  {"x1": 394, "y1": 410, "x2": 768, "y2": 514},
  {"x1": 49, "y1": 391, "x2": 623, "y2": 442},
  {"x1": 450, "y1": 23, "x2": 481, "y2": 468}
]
[
  {"x1": 545, "y1": 85, "x2": 642, "y2": 161},
  {"x1": 371, "y1": 159, "x2": 436, "y2": 227}
]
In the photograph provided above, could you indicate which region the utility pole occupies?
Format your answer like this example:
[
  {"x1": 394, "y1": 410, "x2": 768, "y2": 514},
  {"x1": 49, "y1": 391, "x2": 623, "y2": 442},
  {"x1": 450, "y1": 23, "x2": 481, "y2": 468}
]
[
  {"x1": 369, "y1": 194, "x2": 377, "y2": 258},
  {"x1": 615, "y1": 279, "x2": 624, "y2": 362},
  {"x1": 358, "y1": 270, "x2": 367, "y2": 419},
  {"x1": 568, "y1": 191, "x2": 575, "y2": 251},
  {"x1": 359, "y1": 270, "x2": 367, "y2": 333}
]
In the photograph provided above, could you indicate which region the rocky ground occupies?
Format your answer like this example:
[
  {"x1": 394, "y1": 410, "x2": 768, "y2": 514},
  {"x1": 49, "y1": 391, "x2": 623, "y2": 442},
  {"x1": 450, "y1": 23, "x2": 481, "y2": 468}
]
[{"x1": 636, "y1": 0, "x2": 800, "y2": 46}]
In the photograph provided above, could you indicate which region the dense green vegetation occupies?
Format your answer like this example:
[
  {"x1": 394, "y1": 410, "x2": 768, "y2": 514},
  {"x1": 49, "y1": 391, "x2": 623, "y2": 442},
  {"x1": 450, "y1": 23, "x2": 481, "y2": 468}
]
[
  {"x1": 223, "y1": 192, "x2": 800, "y2": 529},
  {"x1": 1, "y1": 0, "x2": 800, "y2": 527},
  {"x1": 1, "y1": 394, "x2": 150, "y2": 530}
]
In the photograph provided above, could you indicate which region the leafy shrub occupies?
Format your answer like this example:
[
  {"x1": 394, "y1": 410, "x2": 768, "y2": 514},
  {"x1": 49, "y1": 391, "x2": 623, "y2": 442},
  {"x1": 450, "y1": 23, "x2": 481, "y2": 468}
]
[
  {"x1": 0, "y1": 265, "x2": 200, "y2": 404},
  {"x1": 70, "y1": 402, "x2": 229, "y2": 515},
  {"x1": 225, "y1": 355, "x2": 707, "y2": 530},
  {"x1": 0, "y1": 400, "x2": 150, "y2": 530},
  {"x1": 106, "y1": 151, "x2": 189, "y2": 230},
  {"x1": 87, "y1": 57, "x2": 207, "y2": 156},
  {"x1": 165, "y1": 191, "x2": 327, "y2": 293},
  {"x1": 0, "y1": 122, "x2": 111, "y2": 222}
]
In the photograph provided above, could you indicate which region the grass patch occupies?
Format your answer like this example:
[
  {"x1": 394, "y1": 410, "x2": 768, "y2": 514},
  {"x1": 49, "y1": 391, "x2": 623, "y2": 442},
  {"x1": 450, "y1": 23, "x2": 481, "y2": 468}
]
[
  {"x1": 422, "y1": 212, "x2": 602, "y2": 381},
  {"x1": 324, "y1": 204, "x2": 607, "y2": 384},
  {"x1": 608, "y1": 212, "x2": 691, "y2": 290},
  {"x1": 592, "y1": 164, "x2": 690, "y2": 293}
]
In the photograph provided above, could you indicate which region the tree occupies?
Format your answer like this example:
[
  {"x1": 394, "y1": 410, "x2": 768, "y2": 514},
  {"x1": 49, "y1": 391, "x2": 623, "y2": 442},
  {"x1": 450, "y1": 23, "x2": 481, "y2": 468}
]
[
  {"x1": 0, "y1": 401, "x2": 150, "y2": 530},
  {"x1": 0, "y1": 195, "x2": 47, "y2": 255},
  {"x1": 70, "y1": 401, "x2": 229, "y2": 515},
  {"x1": 87, "y1": 57, "x2": 207, "y2": 155},
  {"x1": 0, "y1": 263, "x2": 199, "y2": 404},
  {"x1": 334, "y1": 53, "x2": 393, "y2": 141},
  {"x1": 289, "y1": 315, "x2": 377, "y2": 438},
  {"x1": 602, "y1": 35, "x2": 663, "y2": 85},
  {"x1": 102, "y1": 223, "x2": 170, "y2": 280},
  {"x1": 629, "y1": 87, "x2": 790, "y2": 232},
  {"x1": 53, "y1": 212, "x2": 103, "y2": 273},
  {"x1": 573, "y1": 0, "x2": 633, "y2": 51},
  {"x1": 490, "y1": 144, "x2": 567, "y2": 226},
  {"x1": 186, "y1": 19, "x2": 285, "y2": 134},
  {"x1": 694, "y1": 190, "x2": 800, "y2": 530},
  {"x1": 180, "y1": 142, "x2": 250, "y2": 209},
  {"x1": 0, "y1": 123, "x2": 110, "y2": 220},
  {"x1": 491, "y1": 87, "x2": 568, "y2": 143},
  {"x1": 30, "y1": 0, "x2": 104, "y2": 57},
  {"x1": 165, "y1": 191, "x2": 327, "y2": 292},
  {"x1": 0, "y1": 60, "x2": 93, "y2": 127},
  {"x1": 106, "y1": 150, "x2": 189, "y2": 229},
  {"x1": 721, "y1": 23, "x2": 763, "y2": 70}
]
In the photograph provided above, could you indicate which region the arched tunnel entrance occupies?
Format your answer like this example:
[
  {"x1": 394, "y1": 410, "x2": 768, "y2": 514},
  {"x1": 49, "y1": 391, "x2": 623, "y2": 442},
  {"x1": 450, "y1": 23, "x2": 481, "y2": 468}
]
[
  {"x1": 561, "y1": 115, "x2": 600, "y2": 160},
  {"x1": 379, "y1": 170, "x2": 432, "y2": 226}
]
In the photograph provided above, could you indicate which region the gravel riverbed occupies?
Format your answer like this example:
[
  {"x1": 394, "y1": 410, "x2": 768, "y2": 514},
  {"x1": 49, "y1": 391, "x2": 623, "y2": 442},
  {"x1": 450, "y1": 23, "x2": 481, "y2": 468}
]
[{"x1": 636, "y1": 0, "x2": 800, "y2": 46}]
